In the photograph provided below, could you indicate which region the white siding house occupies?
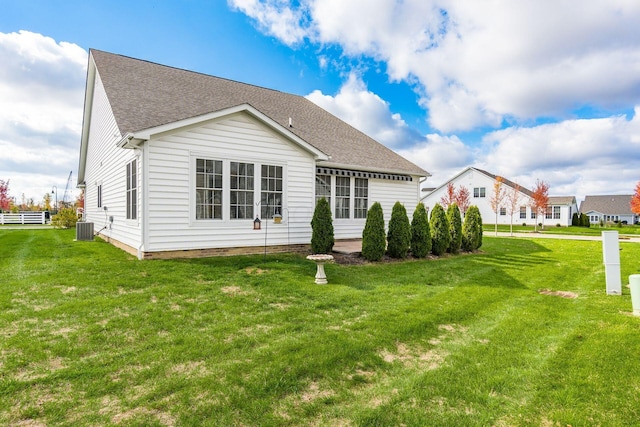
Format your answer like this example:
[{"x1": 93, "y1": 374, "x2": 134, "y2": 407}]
[
  {"x1": 421, "y1": 167, "x2": 577, "y2": 227},
  {"x1": 78, "y1": 50, "x2": 429, "y2": 259}
]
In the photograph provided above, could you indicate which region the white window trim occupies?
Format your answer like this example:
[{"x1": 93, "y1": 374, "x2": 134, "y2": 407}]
[
  {"x1": 315, "y1": 174, "x2": 368, "y2": 221},
  {"x1": 189, "y1": 152, "x2": 287, "y2": 227},
  {"x1": 125, "y1": 158, "x2": 139, "y2": 225}
]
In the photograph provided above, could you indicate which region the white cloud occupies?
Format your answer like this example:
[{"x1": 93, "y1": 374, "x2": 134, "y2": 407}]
[
  {"x1": 475, "y1": 109, "x2": 640, "y2": 200},
  {"x1": 0, "y1": 30, "x2": 87, "y2": 201},
  {"x1": 229, "y1": 0, "x2": 308, "y2": 45},
  {"x1": 306, "y1": 73, "x2": 419, "y2": 147},
  {"x1": 232, "y1": 0, "x2": 640, "y2": 133},
  {"x1": 397, "y1": 134, "x2": 474, "y2": 186}
]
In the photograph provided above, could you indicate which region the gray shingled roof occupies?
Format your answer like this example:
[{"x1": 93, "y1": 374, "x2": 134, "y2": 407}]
[
  {"x1": 579, "y1": 195, "x2": 633, "y2": 215},
  {"x1": 548, "y1": 196, "x2": 576, "y2": 205},
  {"x1": 90, "y1": 49, "x2": 428, "y2": 176}
]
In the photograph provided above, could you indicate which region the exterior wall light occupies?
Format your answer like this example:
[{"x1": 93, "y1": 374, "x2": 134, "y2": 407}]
[{"x1": 253, "y1": 217, "x2": 261, "y2": 230}]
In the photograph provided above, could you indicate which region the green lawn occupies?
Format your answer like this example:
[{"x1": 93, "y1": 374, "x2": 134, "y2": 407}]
[
  {"x1": 492, "y1": 223, "x2": 640, "y2": 236},
  {"x1": 1, "y1": 229, "x2": 640, "y2": 426}
]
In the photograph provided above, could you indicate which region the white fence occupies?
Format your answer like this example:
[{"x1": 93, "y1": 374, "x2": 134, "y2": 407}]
[{"x1": 0, "y1": 212, "x2": 47, "y2": 225}]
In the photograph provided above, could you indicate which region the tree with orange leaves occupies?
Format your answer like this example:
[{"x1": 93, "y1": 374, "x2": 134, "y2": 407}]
[
  {"x1": 489, "y1": 176, "x2": 506, "y2": 235},
  {"x1": 631, "y1": 181, "x2": 640, "y2": 216},
  {"x1": 531, "y1": 179, "x2": 550, "y2": 232}
]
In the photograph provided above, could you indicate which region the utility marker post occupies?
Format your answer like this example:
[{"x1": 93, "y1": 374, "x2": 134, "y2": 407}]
[{"x1": 602, "y1": 231, "x2": 622, "y2": 295}]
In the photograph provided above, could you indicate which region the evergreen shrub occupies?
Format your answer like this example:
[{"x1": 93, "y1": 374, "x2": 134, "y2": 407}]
[
  {"x1": 446, "y1": 203, "x2": 462, "y2": 254},
  {"x1": 387, "y1": 202, "x2": 411, "y2": 258},
  {"x1": 410, "y1": 203, "x2": 431, "y2": 258},
  {"x1": 462, "y1": 205, "x2": 483, "y2": 251},
  {"x1": 362, "y1": 202, "x2": 386, "y2": 261},
  {"x1": 429, "y1": 203, "x2": 450, "y2": 256},
  {"x1": 311, "y1": 198, "x2": 334, "y2": 254}
]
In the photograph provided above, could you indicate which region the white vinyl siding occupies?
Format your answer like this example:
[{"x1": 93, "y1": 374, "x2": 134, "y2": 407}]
[
  {"x1": 145, "y1": 113, "x2": 313, "y2": 251},
  {"x1": 82, "y1": 73, "x2": 141, "y2": 249}
]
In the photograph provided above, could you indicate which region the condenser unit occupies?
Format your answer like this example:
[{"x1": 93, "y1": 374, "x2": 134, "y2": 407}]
[{"x1": 76, "y1": 222, "x2": 94, "y2": 241}]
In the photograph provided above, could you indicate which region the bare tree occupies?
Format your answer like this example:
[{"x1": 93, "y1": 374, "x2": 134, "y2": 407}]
[
  {"x1": 506, "y1": 182, "x2": 522, "y2": 236},
  {"x1": 489, "y1": 176, "x2": 506, "y2": 236}
]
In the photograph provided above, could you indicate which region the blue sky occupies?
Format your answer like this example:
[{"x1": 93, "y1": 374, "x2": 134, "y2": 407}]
[{"x1": 1, "y1": 0, "x2": 639, "y2": 205}]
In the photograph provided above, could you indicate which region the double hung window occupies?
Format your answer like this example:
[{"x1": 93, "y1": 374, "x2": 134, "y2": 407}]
[{"x1": 126, "y1": 159, "x2": 137, "y2": 220}]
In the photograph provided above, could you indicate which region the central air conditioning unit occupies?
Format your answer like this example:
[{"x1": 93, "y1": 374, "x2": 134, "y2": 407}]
[{"x1": 76, "y1": 222, "x2": 94, "y2": 241}]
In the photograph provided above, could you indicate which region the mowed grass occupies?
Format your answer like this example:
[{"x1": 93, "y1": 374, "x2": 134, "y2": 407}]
[{"x1": 1, "y1": 229, "x2": 640, "y2": 426}]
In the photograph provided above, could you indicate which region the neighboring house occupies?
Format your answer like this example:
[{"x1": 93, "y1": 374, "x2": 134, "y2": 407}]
[
  {"x1": 77, "y1": 50, "x2": 429, "y2": 259},
  {"x1": 580, "y1": 195, "x2": 637, "y2": 225},
  {"x1": 546, "y1": 196, "x2": 579, "y2": 227},
  {"x1": 421, "y1": 167, "x2": 577, "y2": 226}
]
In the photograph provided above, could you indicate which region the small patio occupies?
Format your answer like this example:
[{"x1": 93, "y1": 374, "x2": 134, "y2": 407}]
[{"x1": 333, "y1": 239, "x2": 362, "y2": 254}]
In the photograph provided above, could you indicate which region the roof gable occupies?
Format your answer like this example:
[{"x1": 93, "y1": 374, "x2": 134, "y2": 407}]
[
  {"x1": 423, "y1": 167, "x2": 534, "y2": 200},
  {"x1": 87, "y1": 49, "x2": 428, "y2": 177}
]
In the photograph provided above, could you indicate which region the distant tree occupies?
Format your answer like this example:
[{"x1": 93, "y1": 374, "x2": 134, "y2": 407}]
[
  {"x1": 631, "y1": 181, "x2": 640, "y2": 215},
  {"x1": 0, "y1": 179, "x2": 10, "y2": 212},
  {"x1": 311, "y1": 198, "x2": 334, "y2": 254},
  {"x1": 446, "y1": 203, "x2": 462, "y2": 254},
  {"x1": 362, "y1": 202, "x2": 386, "y2": 261},
  {"x1": 440, "y1": 183, "x2": 456, "y2": 209},
  {"x1": 505, "y1": 182, "x2": 522, "y2": 236},
  {"x1": 387, "y1": 202, "x2": 411, "y2": 259},
  {"x1": 43, "y1": 192, "x2": 52, "y2": 212},
  {"x1": 411, "y1": 203, "x2": 431, "y2": 258},
  {"x1": 530, "y1": 179, "x2": 550, "y2": 232},
  {"x1": 430, "y1": 203, "x2": 450, "y2": 256},
  {"x1": 78, "y1": 189, "x2": 85, "y2": 209},
  {"x1": 571, "y1": 212, "x2": 579, "y2": 226},
  {"x1": 489, "y1": 176, "x2": 506, "y2": 236},
  {"x1": 462, "y1": 205, "x2": 483, "y2": 251},
  {"x1": 455, "y1": 186, "x2": 471, "y2": 216}
]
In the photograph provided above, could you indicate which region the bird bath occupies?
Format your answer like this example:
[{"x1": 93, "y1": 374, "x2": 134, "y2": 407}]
[{"x1": 306, "y1": 254, "x2": 334, "y2": 284}]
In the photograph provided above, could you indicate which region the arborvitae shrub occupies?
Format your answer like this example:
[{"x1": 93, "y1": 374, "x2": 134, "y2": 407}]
[
  {"x1": 429, "y1": 203, "x2": 450, "y2": 256},
  {"x1": 310, "y1": 198, "x2": 334, "y2": 254},
  {"x1": 462, "y1": 205, "x2": 483, "y2": 251},
  {"x1": 571, "y1": 212, "x2": 579, "y2": 226},
  {"x1": 362, "y1": 202, "x2": 386, "y2": 261},
  {"x1": 51, "y1": 208, "x2": 79, "y2": 229},
  {"x1": 446, "y1": 203, "x2": 463, "y2": 254},
  {"x1": 580, "y1": 213, "x2": 590, "y2": 228},
  {"x1": 411, "y1": 203, "x2": 431, "y2": 258},
  {"x1": 387, "y1": 202, "x2": 411, "y2": 258}
]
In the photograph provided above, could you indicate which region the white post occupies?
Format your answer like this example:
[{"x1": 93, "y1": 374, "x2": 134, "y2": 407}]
[
  {"x1": 629, "y1": 275, "x2": 640, "y2": 316},
  {"x1": 602, "y1": 231, "x2": 621, "y2": 295}
]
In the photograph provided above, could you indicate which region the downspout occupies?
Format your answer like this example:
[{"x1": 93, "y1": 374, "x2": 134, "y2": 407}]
[
  {"x1": 419, "y1": 176, "x2": 429, "y2": 203},
  {"x1": 138, "y1": 142, "x2": 149, "y2": 260}
]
